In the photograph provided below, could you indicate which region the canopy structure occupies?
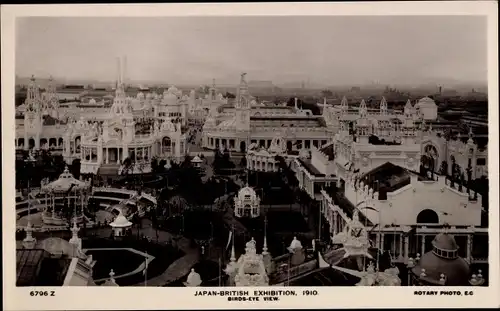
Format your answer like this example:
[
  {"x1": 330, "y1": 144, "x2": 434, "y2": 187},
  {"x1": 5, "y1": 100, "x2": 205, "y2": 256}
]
[
  {"x1": 40, "y1": 167, "x2": 90, "y2": 193},
  {"x1": 109, "y1": 213, "x2": 133, "y2": 228}
]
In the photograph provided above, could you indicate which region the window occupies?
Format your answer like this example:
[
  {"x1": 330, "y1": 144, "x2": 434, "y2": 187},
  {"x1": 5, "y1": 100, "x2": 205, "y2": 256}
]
[
  {"x1": 476, "y1": 158, "x2": 486, "y2": 166},
  {"x1": 252, "y1": 208, "x2": 258, "y2": 215}
]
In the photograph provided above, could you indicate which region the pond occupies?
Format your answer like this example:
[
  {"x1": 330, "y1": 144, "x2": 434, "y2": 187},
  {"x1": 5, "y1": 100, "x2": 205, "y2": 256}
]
[
  {"x1": 86, "y1": 249, "x2": 146, "y2": 282},
  {"x1": 83, "y1": 237, "x2": 184, "y2": 286}
]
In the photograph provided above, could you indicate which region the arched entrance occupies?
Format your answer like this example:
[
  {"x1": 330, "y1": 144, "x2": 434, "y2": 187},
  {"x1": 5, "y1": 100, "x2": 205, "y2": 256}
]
[
  {"x1": 240, "y1": 141, "x2": 246, "y2": 153},
  {"x1": 243, "y1": 204, "x2": 252, "y2": 217},
  {"x1": 287, "y1": 141, "x2": 293, "y2": 151},
  {"x1": 49, "y1": 138, "x2": 57, "y2": 148},
  {"x1": 74, "y1": 136, "x2": 81, "y2": 153},
  {"x1": 416, "y1": 209, "x2": 439, "y2": 224},
  {"x1": 28, "y1": 138, "x2": 35, "y2": 149},
  {"x1": 162, "y1": 136, "x2": 172, "y2": 153}
]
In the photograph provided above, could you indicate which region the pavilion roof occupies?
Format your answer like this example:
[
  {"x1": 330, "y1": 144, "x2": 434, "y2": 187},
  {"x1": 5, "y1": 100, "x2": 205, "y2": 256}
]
[{"x1": 41, "y1": 167, "x2": 89, "y2": 193}]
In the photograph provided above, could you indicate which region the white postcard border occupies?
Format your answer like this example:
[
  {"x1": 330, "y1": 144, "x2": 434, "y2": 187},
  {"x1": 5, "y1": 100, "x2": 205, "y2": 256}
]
[{"x1": 2, "y1": 2, "x2": 499, "y2": 310}]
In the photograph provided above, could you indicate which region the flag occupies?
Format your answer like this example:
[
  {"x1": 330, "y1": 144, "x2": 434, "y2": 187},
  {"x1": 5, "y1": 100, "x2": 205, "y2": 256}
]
[{"x1": 225, "y1": 230, "x2": 233, "y2": 250}]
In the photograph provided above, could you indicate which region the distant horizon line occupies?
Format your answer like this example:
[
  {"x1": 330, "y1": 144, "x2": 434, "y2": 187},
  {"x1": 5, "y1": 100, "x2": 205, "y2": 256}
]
[{"x1": 15, "y1": 74, "x2": 488, "y2": 89}]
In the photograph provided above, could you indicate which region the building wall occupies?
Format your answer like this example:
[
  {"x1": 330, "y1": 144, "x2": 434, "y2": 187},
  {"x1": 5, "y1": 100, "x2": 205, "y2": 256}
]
[{"x1": 344, "y1": 175, "x2": 482, "y2": 227}]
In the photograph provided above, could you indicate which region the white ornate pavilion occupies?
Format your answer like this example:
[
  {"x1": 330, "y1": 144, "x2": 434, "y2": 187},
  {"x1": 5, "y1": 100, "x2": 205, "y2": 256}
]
[
  {"x1": 39, "y1": 167, "x2": 92, "y2": 226},
  {"x1": 234, "y1": 186, "x2": 261, "y2": 218}
]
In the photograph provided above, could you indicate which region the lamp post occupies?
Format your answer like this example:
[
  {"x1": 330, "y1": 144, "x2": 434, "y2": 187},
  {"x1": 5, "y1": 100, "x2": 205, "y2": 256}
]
[{"x1": 406, "y1": 257, "x2": 415, "y2": 286}]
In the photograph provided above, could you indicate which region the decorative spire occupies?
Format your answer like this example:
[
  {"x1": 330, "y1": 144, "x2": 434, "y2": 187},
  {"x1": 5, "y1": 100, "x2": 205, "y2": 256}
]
[
  {"x1": 262, "y1": 216, "x2": 268, "y2": 255},
  {"x1": 341, "y1": 96, "x2": 348, "y2": 109},
  {"x1": 69, "y1": 219, "x2": 82, "y2": 256},
  {"x1": 22, "y1": 219, "x2": 36, "y2": 249},
  {"x1": 230, "y1": 225, "x2": 236, "y2": 261},
  {"x1": 467, "y1": 126, "x2": 474, "y2": 145}
]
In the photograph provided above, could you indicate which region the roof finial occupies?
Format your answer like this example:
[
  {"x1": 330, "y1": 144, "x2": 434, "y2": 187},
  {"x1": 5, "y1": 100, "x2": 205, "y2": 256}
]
[{"x1": 262, "y1": 216, "x2": 268, "y2": 254}]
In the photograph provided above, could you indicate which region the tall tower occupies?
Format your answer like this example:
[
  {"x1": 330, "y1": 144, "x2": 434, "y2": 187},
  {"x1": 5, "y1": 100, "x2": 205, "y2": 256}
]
[
  {"x1": 235, "y1": 73, "x2": 250, "y2": 131},
  {"x1": 356, "y1": 99, "x2": 370, "y2": 143},
  {"x1": 24, "y1": 75, "x2": 42, "y2": 150},
  {"x1": 401, "y1": 99, "x2": 416, "y2": 144},
  {"x1": 122, "y1": 55, "x2": 128, "y2": 87}
]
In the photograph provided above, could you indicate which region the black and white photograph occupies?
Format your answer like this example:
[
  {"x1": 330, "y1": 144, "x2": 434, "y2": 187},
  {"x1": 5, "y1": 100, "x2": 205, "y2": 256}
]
[{"x1": 2, "y1": 2, "x2": 499, "y2": 310}]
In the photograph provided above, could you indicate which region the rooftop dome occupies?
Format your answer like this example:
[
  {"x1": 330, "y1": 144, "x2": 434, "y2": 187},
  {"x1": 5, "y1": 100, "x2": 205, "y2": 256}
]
[
  {"x1": 168, "y1": 85, "x2": 179, "y2": 93},
  {"x1": 289, "y1": 237, "x2": 303, "y2": 250},
  {"x1": 238, "y1": 186, "x2": 257, "y2": 199},
  {"x1": 432, "y1": 232, "x2": 459, "y2": 252},
  {"x1": 412, "y1": 233, "x2": 470, "y2": 286},
  {"x1": 416, "y1": 97, "x2": 437, "y2": 107},
  {"x1": 412, "y1": 250, "x2": 470, "y2": 286},
  {"x1": 162, "y1": 92, "x2": 177, "y2": 105}
]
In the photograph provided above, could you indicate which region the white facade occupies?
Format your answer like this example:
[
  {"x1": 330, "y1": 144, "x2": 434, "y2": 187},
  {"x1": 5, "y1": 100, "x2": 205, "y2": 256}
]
[
  {"x1": 234, "y1": 186, "x2": 261, "y2": 218},
  {"x1": 16, "y1": 74, "x2": 189, "y2": 173}
]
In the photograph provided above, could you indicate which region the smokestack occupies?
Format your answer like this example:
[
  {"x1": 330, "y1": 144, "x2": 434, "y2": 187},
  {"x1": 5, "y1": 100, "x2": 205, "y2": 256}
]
[
  {"x1": 122, "y1": 55, "x2": 127, "y2": 86},
  {"x1": 116, "y1": 57, "x2": 122, "y2": 87}
]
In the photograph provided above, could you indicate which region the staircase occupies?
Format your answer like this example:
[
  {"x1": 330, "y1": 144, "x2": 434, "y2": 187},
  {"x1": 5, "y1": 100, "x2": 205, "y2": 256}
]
[{"x1": 97, "y1": 163, "x2": 120, "y2": 176}]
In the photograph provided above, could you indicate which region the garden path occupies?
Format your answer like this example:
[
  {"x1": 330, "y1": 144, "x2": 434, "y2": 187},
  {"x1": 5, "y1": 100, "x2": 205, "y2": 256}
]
[{"x1": 132, "y1": 219, "x2": 200, "y2": 286}]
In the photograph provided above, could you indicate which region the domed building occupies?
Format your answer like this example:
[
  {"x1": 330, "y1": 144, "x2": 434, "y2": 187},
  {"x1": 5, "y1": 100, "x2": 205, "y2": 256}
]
[
  {"x1": 410, "y1": 232, "x2": 470, "y2": 286},
  {"x1": 415, "y1": 96, "x2": 438, "y2": 121},
  {"x1": 234, "y1": 186, "x2": 261, "y2": 218}
]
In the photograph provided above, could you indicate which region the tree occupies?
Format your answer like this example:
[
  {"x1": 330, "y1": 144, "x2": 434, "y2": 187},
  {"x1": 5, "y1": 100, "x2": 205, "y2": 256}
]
[
  {"x1": 321, "y1": 89, "x2": 333, "y2": 98},
  {"x1": 239, "y1": 156, "x2": 247, "y2": 168},
  {"x1": 151, "y1": 157, "x2": 159, "y2": 173},
  {"x1": 439, "y1": 161, "x2": 448, "y2": 176},
  {"x1": 71, "y1": 159, "x2": 81, "y2": 179}
]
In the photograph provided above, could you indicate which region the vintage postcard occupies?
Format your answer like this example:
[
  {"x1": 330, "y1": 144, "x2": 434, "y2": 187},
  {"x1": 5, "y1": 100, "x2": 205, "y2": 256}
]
[{"x1": 1, "y1": 2, "x2": 499, "y2": 310}]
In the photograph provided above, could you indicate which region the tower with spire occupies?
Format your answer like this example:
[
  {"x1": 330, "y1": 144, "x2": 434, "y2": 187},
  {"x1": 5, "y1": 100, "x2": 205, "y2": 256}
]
[
  {"x1": 235, "y1": 73, "x2": 251, "y2": 132},
  {"x1": 401, "y1": 99, "x2": 417, "y2": 145},
  {"x1": 356, "y1": 99, "x2": 371, "y2": 144},
  {"x1": 24, "y1": 75, "x2": 43, "y2": 150}
]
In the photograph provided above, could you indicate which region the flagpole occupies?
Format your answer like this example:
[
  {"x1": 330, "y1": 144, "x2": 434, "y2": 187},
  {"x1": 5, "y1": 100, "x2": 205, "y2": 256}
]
[
  {"x1": 144, "y1": 251, "x2": 148, "y2": 287},
  {"x1": 218, "y1": 257, "x2": 222, "y2": 287}
]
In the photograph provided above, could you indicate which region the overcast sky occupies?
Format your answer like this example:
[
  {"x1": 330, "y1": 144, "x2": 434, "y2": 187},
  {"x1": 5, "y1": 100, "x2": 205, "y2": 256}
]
[{"x1": 16, "y1": 16, "x2": 487, "y2": 86}]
